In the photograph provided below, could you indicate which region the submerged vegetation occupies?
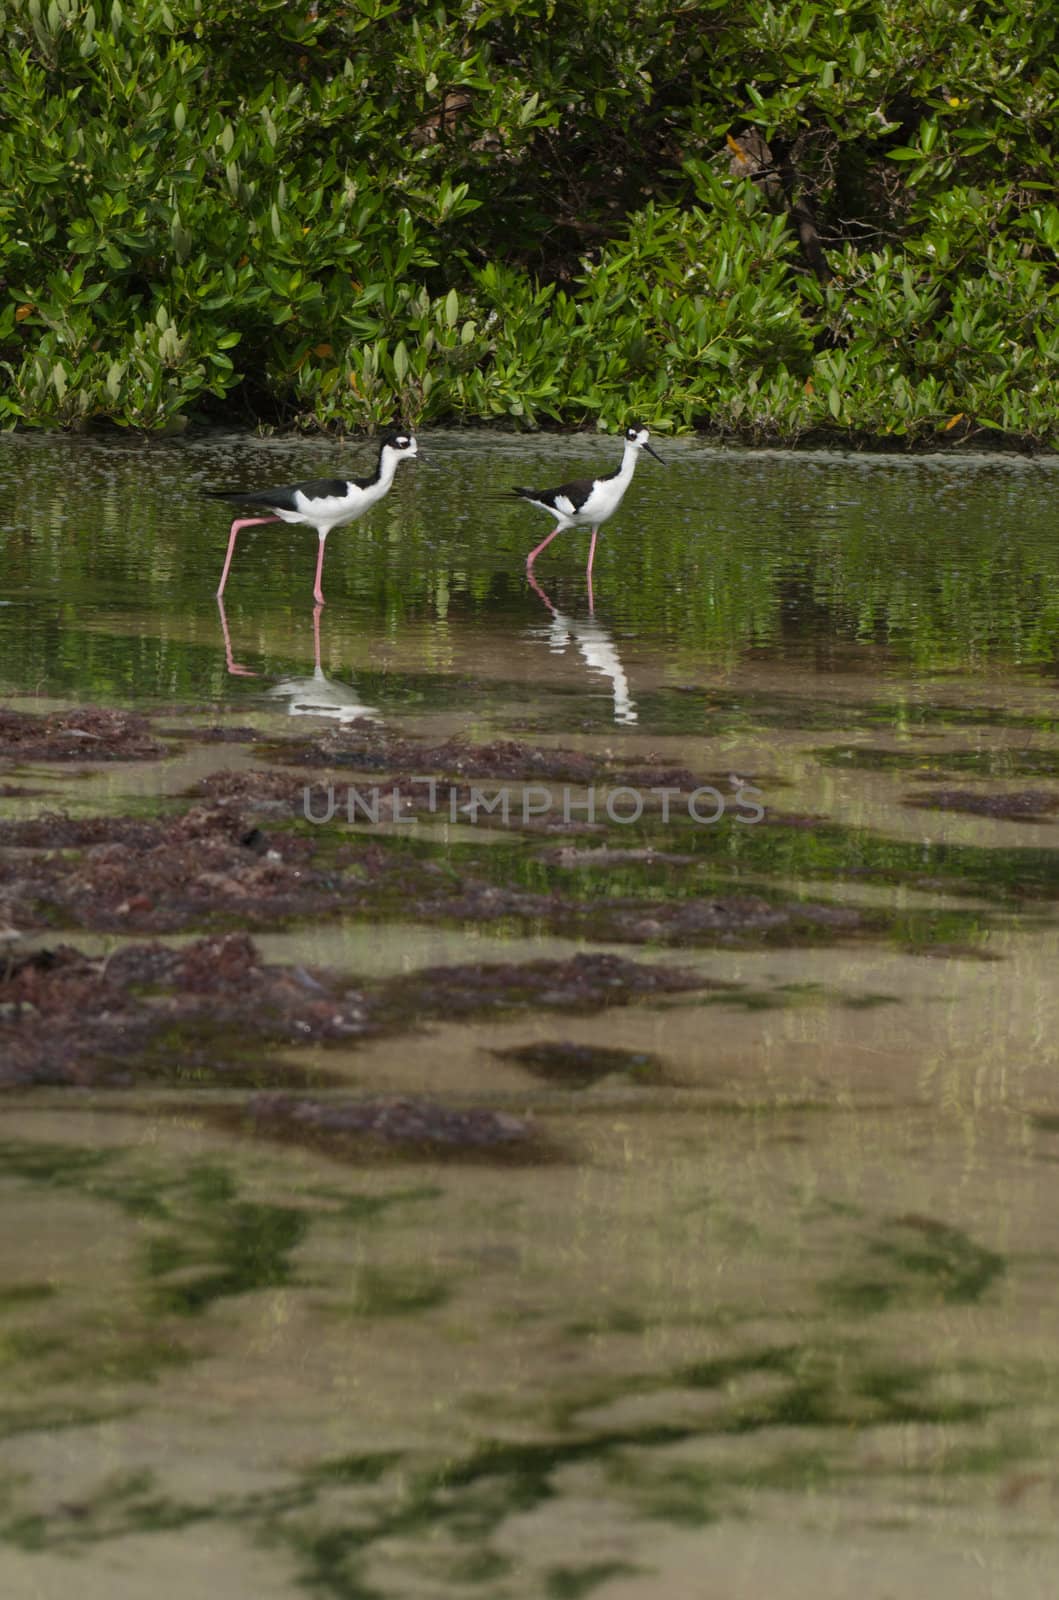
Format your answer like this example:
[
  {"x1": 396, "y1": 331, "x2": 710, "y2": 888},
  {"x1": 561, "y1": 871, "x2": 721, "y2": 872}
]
[{"x1": 3, "y1": 0, "x2": 1059, "y2": 441}]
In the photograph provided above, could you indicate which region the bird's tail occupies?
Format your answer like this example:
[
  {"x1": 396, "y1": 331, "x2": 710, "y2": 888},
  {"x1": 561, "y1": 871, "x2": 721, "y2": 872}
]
[
  {"x1": 203, "y1": 488, "x2": 259, "y2": 505},
  {"x1": 489, "y1": 487, "x2": 536, "y2": 504}
]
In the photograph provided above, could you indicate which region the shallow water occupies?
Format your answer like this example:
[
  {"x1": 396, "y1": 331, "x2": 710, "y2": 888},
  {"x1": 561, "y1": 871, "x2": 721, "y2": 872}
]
[
  {"x1": 2, "y1": 430, "x2": 1059, "y2": 1598},
  {"x1": 3, "y1": 428, "x2": 1059, "y2": 704}
]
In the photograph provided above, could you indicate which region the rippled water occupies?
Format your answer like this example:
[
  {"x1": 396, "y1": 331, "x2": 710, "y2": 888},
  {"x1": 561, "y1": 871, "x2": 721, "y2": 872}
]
[
  {"x1": 2, "y1": 429, "x2": 1059, "y2": 710},
  {"x1": 3, "y1": 431, "x2": 1059, "y2": 1599}
]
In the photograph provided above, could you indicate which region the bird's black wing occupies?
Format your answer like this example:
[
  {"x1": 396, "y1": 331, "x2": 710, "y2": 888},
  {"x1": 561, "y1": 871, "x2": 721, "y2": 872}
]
[
  {"x1": 512, "y1": 476, "x2": 595, "y2": 511},
  {"x1": 204, "y1": 478, "x2": 349, "y2": 512}
]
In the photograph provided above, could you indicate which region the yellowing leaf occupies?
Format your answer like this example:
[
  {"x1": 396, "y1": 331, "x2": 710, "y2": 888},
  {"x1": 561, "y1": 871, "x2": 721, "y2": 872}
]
[
  {"x1": 944, "y1": 412, "x2": 965, "y2": 430},
  {"x1": 15, "y1": 304, "x2": 34, "y2": 322}
]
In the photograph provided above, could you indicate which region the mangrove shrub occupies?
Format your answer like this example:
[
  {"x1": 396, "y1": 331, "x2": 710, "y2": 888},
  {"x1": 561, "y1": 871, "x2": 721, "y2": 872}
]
[{"x1": 2, "y1": 0, "x2": 1059, "y2": 442}]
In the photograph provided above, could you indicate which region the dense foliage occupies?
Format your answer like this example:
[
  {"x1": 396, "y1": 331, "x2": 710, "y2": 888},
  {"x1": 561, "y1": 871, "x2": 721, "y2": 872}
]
[{"x1": 3, "y1": 0, "x2": 1059, "y2": 442}]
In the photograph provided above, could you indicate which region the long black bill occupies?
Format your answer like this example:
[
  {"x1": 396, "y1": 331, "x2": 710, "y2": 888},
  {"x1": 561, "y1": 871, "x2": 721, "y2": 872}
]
[{"x1": 644, "y1": 441, "x2": 665, "y2": 465}]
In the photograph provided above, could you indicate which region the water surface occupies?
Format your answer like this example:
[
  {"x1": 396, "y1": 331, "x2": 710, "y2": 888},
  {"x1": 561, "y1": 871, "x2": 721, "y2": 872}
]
[
  {"x1": 3, "y1": 429, "x2": 1059, "y2": 706},
  {"x1": 2, "y1": 430, "x2": 1059, "y2": 1599}
]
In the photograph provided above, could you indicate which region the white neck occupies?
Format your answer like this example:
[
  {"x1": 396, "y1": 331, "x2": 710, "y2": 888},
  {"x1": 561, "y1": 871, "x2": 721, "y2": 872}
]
[
  {"x1": 616, "y1": 439, "x2": 641, "y2": 485},
  {"x1": 376, "y1": 445, "x2": 401, "y2": 489}
]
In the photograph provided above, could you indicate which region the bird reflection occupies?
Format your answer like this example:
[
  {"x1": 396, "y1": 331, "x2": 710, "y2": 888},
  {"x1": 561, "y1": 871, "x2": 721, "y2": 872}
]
[
  {"x1": 217, "y1": 598, "x2": 380, "y2": 723},
  {"x1": 526, "y1": 572, "x2": 637, "y2": 725}
]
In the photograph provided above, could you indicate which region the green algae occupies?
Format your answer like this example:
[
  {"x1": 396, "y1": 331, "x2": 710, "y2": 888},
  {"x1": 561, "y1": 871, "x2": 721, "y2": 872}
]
[
  {"x1": 357, "y1": 820, "x2": 1054, "y2": 953},
  {"x1": 492, "y1": 1040, "x2": 665, "y2": 1088},
  {"x1": 0, "y1": 1467, "x2": 221, "y2": 1552},
  {"x1": 823, "y1": 1215, "x2": 1006, "y2": 1313},
  {"x1": 145, "y1": 1198, "x2": 309, "y2": 1317},
  {"x1": 668, "y1": 981, "x2": 902, "y2": 1013},
  {"x1": 546, "y1": 1563, "x2": 642, "y2": 1598},
  {"x1": 133, "y1": 1026, "x2": 274, "y2": 1087},
  {"x1": 345, "y1": 1265, "x2": 451, "y2": 1319},
  {"x1": 0, "y1": 1402, "x2": 136, "y2": 1443},
  {"x1": 0, "y1": 1139, "x2": 211, "y2": 1225},
  {"x1": 10, "y1": 778, "x2": 1055, "y2": 965},
  {"x1": 0, "y1": 1330, "x2": 67, "y2": 1369},
  {"x1": 564, "y1": 1308, "x2": 650, "y2": 1338},
  {"x1": 0, "y1": 1284, "x2": 56, "y2": 1311},
  {"x1": 5, "y1": 1329, "x2": 195, "y2": 1395},
  {"x1": 0, "y1": 1138, "x2": 312, "y2": 1320},
  {"x1": 0, "y1": 1140, "x2": 115, "y2": 1190},
  {"x1": 383, "y1": 794, "x2": 1057, "y2": 910},
  {"x1": 624, "y1": 1450, "x2": 834, "y2": 1527},
  {"x1": 308, "y1": 1452, "x2": 405, "y2": 1487},
  {"x1": 507, "y1": 687, "x2": 1059, "y2": 740},
  {"x1": 550, "y1": 1341, "x2": 999, "y2": 1441},
  {"x1": 622, "y1": 815, "x2": 1059, "y2": 905},
  {"x1": 133, "y1": 1019, "x2": 343, "y2": 1090},
  {"x1": 306, "y1": 1183, "x2": 443, "y2": 1222},
  {"x1": 816, "y1": 744, "x2": 1059, "y2": 777},
  {"x1": 0, "y1": 1322, "x2": 1029, "y2": 1589}
]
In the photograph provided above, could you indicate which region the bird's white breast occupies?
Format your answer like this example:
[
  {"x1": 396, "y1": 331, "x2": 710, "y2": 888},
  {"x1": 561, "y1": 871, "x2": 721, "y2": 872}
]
[
  {"x1": 293, "y1": 484, "x2": 367, "y2": 525},
  {"x1": 579, "y1": 476, "x2": 623, "y2": 521}
]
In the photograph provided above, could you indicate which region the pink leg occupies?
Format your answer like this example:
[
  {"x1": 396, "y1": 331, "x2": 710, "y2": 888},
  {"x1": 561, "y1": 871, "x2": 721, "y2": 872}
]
[
  {"x1": 586, "y1": 525, "x2": 599, "y2": 578},
  {"x1": 526, "y1": 568, "x2": 557, "y2": 615},
  {"x1": 526, "y1": 525, "x2": 561, "y2": 568},
  {"x1": 586, "y1": 568, "x2": 595, "y2": 617},
  {"x1": 216, "y1": 596, "x2": 258, "y2": 677},
  {"x1": 216, "y1": 515, "x2": 280, "y2": 597},
  {"x1": 313, "y1": 533, "x2": 328, "y2": 606},
  {"x1": 312, "y1": 601, "x2": 324, "y2": 672}
]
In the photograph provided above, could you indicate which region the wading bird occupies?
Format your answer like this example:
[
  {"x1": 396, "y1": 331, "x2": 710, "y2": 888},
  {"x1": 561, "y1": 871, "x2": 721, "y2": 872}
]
[
  {"x1": 507, "y1": 423, "x2": 663, "y2": 578},
  {"x1": 208, "y1": 429, "x2": 418, "y2": 605}
]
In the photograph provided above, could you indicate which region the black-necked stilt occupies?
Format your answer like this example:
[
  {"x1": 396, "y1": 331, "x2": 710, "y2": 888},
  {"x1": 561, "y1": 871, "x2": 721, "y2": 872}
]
[
  {"x1": 208, "y1": 429, "x2": 418, "y2": 605},
  {"x1": 508, "y1": 423, "x2": 663, "y2": 578}
]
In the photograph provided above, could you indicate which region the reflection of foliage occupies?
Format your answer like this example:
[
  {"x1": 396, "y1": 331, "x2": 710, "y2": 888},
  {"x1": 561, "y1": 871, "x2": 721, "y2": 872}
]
[
  {"x1": 3, "y1": 1, "x2": 1059, "y2": 437},
  {"x1": 4, "y1": 442, "x2": 1059, "y2": 699}
]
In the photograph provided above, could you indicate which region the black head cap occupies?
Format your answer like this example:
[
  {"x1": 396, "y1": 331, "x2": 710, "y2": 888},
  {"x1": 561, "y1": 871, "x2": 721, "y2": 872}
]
[{"x1": 380, "y1": 426, "x2": 414, "y2": 450}]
